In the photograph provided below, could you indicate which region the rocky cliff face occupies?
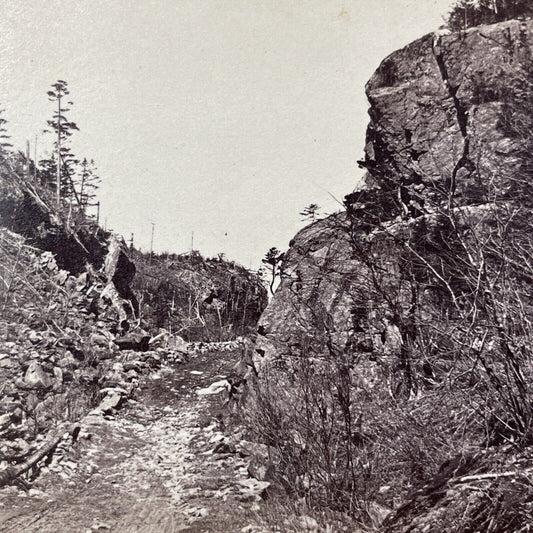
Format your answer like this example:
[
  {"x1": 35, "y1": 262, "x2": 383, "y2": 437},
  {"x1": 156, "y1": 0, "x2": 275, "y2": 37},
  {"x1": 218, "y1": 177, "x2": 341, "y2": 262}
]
[
  {"x1": 256, "y1": 18, "x2": 533, "y2": 370},
  {"x1": 252, "y1": 18, "x2": 533, "y2": 531},
  {"x1": 362, "y1": 18, "x2": 532, "y2": 213}
]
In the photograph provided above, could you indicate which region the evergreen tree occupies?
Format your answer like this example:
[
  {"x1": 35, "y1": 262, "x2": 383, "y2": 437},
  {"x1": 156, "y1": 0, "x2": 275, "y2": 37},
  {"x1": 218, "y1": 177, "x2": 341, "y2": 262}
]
[
  {"x1": 78, "y1": 158, "x2": 100, "y2": 214},
  {"x1": 0, "y1": 109, "x2": 12, "y2": 154},
  {"x1": 300, "y1": 203, "x2": 321, "y2": 223},
  {"x1": 44, "y1": 80, "x2": 79, "y2": 206},
  {"x1": 447, "y1": 0, "x2": 533, "y2": 31},
  {"x1": 262, "y1": 247, "x2": 284, "y2": 295}
]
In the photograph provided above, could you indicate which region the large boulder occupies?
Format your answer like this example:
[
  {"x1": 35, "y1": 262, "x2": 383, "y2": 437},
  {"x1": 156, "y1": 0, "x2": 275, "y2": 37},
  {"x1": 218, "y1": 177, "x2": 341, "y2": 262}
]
[
  {"x1": 256, "y1": 18, "x2": 533, "y2": 372},
  {"x1": 360, "y1": 19, "x2": 533, "y2": 215},
  {"x1": 24, "y1": 362, "x2": 53, "y2": 390},
  {"x1": 255, "y1": 213, "x2": 357, "y2": 368},
  {"x1": 98, "y1": 233, "x2": 138, "y2": 330}
]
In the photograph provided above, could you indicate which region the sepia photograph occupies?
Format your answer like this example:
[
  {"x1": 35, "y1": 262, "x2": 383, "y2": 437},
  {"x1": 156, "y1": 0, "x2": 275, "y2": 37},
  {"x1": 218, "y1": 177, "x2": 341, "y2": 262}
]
[{"x1": 1, "y1": 0, "x2": 533, "y2": 531}]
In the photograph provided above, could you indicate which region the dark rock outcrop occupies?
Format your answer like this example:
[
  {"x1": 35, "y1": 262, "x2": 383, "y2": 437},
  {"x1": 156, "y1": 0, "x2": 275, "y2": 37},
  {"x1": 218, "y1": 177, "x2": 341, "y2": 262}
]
[
  {"x1": 256, "y1": 18, "x2": 533, "y2": 370},
  {"x1": 132, "y1": 251, "x2": 267, "y2": 342},
  {"x1": 0, "y1": 171, "x2": 108, "y2": 275},
  {"x1": 98, "y1": 233, "x2": 138, "y2": 331}
]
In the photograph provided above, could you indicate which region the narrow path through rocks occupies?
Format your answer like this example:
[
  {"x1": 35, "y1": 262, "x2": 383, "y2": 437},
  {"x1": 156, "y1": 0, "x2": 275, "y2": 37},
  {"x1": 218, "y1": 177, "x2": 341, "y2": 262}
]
[{"x1": 0, "y1": 349, "x2": 268, "y2": 533}]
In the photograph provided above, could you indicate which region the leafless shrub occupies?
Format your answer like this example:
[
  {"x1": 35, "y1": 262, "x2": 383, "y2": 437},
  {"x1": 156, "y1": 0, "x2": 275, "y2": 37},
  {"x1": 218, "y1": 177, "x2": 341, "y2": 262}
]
[{"x1": 245, "y1": 177, "x2": 533, "y2": 527}]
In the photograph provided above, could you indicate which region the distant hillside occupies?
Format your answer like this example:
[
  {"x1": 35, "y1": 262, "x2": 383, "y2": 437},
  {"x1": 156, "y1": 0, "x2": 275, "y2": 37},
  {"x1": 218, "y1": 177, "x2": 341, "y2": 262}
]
[
  {"x1": 0, "y1": 151, "x2": 267, "y2": 343},
  {"x1": 131, "y1": 249, "x2": 267, "y2": 342}
]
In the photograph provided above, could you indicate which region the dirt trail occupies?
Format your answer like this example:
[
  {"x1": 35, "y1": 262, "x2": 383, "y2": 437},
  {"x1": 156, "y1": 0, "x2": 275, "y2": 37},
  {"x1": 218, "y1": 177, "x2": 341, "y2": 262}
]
[{"x1": 0, "y1": 349, "x2": 266, "y2": 533}]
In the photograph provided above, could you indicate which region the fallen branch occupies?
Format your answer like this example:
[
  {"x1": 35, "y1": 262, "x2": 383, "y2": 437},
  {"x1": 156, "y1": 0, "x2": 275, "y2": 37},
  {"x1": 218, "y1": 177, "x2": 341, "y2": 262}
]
[
  {"x1": 455, "y1": 469, "x2": 533, "y2": 485},
  {"x1": 0, "y1": 422, "x2": 80, "y2": 488}
]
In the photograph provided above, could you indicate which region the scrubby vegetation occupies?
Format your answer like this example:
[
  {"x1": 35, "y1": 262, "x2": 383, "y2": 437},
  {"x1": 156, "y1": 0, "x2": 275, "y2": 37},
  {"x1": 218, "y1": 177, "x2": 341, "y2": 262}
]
[
  {"x1": 246, "y1": 199, "x2": 533, "y2": 528},
  {"x1": 447, "y1": 0, "x2": 533, "y2": 30},
  {"x1": 131, "y1": 249, "x2": 267, "y2": 342}
]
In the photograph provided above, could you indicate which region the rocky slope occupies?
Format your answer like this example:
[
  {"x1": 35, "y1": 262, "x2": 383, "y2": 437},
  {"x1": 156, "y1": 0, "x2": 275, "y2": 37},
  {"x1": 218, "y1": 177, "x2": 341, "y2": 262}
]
[
  {"x1": 0, "y1": 224, "x2": 150, "y2": 475},
  {"x1": 132, "y1": 249, "x2": 267, "y2": 342},
  {"x1": 253, "y1": 18, "x2": 533, "y2": 531},
  {"x1": 0, "y1": 157, "x2": 266, "y2": 495}
]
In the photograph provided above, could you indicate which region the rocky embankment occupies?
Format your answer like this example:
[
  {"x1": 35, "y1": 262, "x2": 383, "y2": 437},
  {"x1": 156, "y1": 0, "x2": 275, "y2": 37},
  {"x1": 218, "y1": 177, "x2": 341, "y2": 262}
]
[
  {"x1": 132, "y1": 249, "x2": 267, "y2": 342},
  {"x1": 0, "y1": 226, "x2": 140, "y2": 478},
  {"x1": 0, "y1": 157, "x2": 267, "y2": 495},
  {"x1": 0, "y1": 222, "x2": 259, "y2": 490}
]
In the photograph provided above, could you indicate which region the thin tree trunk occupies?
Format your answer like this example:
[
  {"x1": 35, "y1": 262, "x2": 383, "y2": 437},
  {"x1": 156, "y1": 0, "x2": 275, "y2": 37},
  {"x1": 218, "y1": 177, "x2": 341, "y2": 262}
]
[
  {"x1": 56, "y1": 94, "x2": 61, "y2": 207},
  {"x1": 0, "y1": 422, "x2": 79, "y2": 488}
]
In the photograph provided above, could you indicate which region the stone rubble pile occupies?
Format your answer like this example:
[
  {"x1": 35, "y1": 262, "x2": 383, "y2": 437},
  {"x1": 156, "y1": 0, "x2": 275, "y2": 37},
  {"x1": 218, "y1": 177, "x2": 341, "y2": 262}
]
[{"x1": 0, "y1": 228, "x2": 197, "y2": 478}]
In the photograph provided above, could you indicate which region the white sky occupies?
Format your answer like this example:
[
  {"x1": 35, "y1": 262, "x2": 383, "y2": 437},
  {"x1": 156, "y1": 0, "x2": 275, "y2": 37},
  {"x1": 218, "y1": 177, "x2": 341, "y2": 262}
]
[{"x1": 0, "y1": 0, "x2": 453, "y2": 269}]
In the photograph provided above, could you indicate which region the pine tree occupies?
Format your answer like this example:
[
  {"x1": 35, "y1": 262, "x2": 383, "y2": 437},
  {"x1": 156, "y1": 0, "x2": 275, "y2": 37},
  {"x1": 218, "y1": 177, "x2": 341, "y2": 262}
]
[
  {"x1": 300, "y1": 203, "x2": 321, "y2": 223},
  {"x1": 45, "y1": 80, "x2": 79, "y2": 206},
  {"x1": 78, "y1": 158, "x2": 100, "y2": 215},
  {"x1": 0, "y1": 109, "x2": 12, "y2": 154},
  {"x1": 262, "y1": 247, "x2": 284, "y2": 295}
]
